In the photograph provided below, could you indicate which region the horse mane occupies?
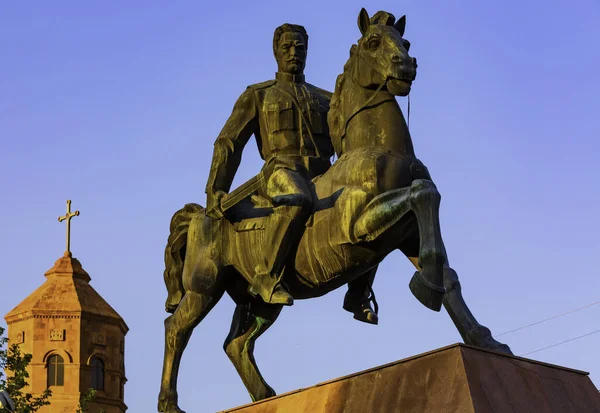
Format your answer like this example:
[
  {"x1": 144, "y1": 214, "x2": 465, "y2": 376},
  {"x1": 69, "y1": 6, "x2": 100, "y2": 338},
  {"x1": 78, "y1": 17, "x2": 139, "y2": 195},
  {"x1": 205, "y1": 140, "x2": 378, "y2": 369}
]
[{"x1": 328, "y1": 46, "x2": 358, "y2": 157}]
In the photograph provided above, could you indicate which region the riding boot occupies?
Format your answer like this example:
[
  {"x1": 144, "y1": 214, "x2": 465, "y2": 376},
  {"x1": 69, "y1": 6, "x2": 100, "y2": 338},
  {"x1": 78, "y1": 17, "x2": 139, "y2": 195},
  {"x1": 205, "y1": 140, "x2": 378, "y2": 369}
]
[
  {"x1": 248, "y1": 211, "x2": 300, "y2": 306},
  {"x1": 343, "y1": 268, "x2": 379, "y2": 325}
]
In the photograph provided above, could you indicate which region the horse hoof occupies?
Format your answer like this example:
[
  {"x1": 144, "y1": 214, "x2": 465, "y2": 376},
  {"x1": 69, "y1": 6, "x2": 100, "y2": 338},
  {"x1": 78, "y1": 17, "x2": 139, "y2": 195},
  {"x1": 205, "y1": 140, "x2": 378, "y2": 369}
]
[
  {"x1": 409, "y1": 271, "x2": 444, "y2": 311},
  {"x1": 264, "y1": 386, "x2": 277, "y2": 399},
  {"x1": 158, "y1": 403, "x2": 185, "y2": 413},
  {"x1": 466, "y1": 326, "x2": 513, "y2": 355},
  {"x1": 158, "y1": 391, "x2": 185, "y2": 413},
  {"x1": 493, "y1": 343, "x2": 513, "y2": 355},
  {"x1": 252, "y1": 386, "x2": 277, "y2": 402}
]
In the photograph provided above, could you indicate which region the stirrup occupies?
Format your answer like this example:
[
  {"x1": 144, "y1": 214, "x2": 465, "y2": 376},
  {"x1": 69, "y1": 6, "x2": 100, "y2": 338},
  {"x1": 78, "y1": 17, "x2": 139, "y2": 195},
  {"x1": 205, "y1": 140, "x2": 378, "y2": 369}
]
[
  {"x1": 364, "y1": 284, "x2": 379, "y2": 316},
  {"x1": 266, "y1": 285, "x2": 294, "y2": 306},
  {"x1": 345, "y1": 285, "x2": 379, "y2": 325},
  {"x1": 248, "y1": 277, "x2": 293, "y2": 306}
]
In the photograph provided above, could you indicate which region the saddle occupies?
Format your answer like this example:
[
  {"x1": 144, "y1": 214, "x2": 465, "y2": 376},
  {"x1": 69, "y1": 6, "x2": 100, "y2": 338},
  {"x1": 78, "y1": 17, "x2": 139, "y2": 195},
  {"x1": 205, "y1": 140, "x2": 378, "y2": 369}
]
[{"x1": 226, "y1": 194, "x2": 275, "y2": 232}]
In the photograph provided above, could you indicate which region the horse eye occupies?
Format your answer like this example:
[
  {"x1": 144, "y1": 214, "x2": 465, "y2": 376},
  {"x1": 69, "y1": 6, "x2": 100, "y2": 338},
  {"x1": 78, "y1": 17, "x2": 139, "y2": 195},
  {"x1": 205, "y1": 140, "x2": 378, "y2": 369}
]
[{"x1": 368, "y1": 39, "x2": 380, "y2": 49}]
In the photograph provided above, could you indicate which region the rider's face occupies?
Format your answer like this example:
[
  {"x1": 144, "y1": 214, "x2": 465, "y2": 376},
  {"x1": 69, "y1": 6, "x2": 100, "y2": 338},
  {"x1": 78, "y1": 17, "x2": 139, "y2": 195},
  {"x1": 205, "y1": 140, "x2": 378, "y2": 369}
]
[{"x1": 275, "y1": 32, "x2": 306, "y2": 75}]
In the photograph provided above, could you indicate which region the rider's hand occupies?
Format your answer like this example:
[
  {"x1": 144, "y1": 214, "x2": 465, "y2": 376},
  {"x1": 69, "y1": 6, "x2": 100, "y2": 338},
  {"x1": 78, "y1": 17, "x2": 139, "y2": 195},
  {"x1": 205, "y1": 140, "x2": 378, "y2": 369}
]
[{"x1": 206, "y1": 190, "x2": 226, "y2": 219}]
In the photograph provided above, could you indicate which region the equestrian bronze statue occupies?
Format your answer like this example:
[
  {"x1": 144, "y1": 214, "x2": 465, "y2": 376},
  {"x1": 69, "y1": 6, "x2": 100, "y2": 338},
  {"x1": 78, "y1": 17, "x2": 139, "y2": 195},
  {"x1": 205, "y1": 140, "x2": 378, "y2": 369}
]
[
  {"x1": 203, "y1": 22, "x2": 378, "y2": 323},
  {"x1": 158, "y1": 9, "x2": 511, "y2": 413}
]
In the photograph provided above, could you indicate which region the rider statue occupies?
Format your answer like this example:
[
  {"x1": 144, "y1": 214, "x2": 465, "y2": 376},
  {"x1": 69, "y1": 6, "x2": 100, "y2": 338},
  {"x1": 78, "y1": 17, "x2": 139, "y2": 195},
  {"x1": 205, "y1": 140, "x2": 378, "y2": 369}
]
[{"x1": 205, "y1": 23, "x2": 378, "y2": 323}]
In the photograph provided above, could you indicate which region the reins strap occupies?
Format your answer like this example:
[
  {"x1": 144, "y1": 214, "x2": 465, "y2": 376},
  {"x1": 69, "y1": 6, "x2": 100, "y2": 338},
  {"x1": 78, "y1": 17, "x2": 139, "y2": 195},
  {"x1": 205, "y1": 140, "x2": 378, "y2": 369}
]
[
  {"x1": 407, "y1": 94, "x2": 410, "y2": 130},
  {"x1": 368, "y1": 284, "x2": 379, "y2": 315},
  {"x1": 340, "y1": 78, "x2": 387, "y2": 147},
  {"x1": 339, "y1": 51, "x2": 390, "y2": 152}
]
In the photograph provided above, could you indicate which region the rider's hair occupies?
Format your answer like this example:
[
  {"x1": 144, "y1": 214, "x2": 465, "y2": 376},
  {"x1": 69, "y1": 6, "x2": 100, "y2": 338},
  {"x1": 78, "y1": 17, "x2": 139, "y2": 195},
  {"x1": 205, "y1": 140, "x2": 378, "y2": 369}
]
[{"x1": 273, "y1": 24, "x2": 308, "y2": 55}]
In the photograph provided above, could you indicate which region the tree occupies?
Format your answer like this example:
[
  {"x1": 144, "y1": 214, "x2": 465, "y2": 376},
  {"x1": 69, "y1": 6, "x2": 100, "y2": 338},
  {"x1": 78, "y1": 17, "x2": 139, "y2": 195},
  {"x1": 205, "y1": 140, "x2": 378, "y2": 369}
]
[
  {"x1": 76, "y1": 388, "x2": 105, "y2": 413},
  {"x1": 0, "y1": 326, "x2": 51, "y2": 413}
]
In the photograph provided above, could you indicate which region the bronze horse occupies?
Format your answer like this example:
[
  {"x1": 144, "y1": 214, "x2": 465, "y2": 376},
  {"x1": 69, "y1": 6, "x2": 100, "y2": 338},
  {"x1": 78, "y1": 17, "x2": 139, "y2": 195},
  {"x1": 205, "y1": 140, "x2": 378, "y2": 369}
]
[{"x1": 158, "y1": 9, "x2": 511, "y2": 413}]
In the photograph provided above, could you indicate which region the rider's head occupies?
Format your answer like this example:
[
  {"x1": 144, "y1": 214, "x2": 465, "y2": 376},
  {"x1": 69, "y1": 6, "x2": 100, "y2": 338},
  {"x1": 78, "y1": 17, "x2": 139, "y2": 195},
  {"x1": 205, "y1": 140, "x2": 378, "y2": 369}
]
[{"x1": 273, "y1": 24, "x2": 308, "y2": 75}]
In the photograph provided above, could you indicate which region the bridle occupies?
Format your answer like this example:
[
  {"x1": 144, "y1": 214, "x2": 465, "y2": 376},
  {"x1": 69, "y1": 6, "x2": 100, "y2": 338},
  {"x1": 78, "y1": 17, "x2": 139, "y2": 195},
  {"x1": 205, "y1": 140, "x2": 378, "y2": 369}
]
[{"x1": 338, "y1": 43, "x2": 413, "y2": 151}]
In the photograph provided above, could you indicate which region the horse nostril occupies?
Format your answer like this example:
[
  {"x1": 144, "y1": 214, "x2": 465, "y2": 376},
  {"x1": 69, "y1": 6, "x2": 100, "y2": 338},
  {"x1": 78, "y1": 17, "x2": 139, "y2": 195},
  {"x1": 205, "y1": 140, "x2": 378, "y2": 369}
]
[
  {"x1": 392, "y1": 55, "x2": 404, "y2": 64},
  {"x1": 412, "y1": 57, "x2": 418, "y2": 67}
]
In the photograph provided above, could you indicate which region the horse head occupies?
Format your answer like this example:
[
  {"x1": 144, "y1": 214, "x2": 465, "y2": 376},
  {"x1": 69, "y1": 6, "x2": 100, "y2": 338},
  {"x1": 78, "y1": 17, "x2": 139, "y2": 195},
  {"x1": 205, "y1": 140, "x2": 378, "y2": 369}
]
[
  {"x1": 329, "y1": 9, "x2": 418, "y2": 155},
  {"x1": 353, "y1": 8, "x2": 417, "y2": 96}
]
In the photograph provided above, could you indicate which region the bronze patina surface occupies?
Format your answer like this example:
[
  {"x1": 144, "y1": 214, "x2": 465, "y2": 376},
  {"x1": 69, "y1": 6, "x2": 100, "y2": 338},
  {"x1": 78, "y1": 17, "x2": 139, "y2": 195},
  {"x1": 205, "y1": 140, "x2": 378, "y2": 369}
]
[
  {"x1": 219, "y1": 344, "x2": 600, "y2": 413},
  {"x1": 158, "y1": 9, "x2": 511, "y2": 413},
  {"x1": 203, "y1": 22, "x2": 378, "y2": 319}
]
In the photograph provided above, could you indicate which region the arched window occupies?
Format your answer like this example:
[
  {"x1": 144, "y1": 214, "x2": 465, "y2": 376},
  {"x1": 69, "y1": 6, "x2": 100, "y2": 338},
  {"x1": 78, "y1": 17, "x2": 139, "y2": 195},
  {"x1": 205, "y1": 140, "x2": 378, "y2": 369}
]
[
  {"x1": 90, "y1": 356, "x2": 104, "y2": 391},
  {"x1": 47, "y1": 355, "x2": 64, "y2": 386}
]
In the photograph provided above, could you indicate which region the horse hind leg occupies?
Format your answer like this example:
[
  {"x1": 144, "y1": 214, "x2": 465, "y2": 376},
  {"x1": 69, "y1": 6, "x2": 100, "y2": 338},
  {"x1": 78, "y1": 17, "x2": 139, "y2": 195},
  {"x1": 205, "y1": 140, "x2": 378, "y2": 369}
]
[
  {"x1": 442, "y1": 267, "x2": 512, "y2": 354},
  {"x1": 224, "y1": 299, "x2": 283, "y2": 402},
  {"x1": 401, "y1": 241, "x2": 512, "y2": 355},
  {"x1": 158, "y1": 289, "x2": 225, "y2": 413}
]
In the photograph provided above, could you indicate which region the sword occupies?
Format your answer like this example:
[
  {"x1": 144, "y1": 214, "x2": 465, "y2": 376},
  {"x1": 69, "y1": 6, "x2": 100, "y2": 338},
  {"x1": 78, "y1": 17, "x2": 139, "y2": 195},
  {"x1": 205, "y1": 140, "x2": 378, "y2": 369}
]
[{"x1": 220, "y1": 160, "x2": 276, "y2": 212}]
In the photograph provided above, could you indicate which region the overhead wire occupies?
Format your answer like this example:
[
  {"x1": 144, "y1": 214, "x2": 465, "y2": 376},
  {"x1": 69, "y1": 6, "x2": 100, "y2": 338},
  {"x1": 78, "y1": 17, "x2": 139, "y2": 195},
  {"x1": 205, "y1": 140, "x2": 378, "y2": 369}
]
[
  {"x1": 497, "y1": 301, "x2": 599, "y2": 337},
  {"x1": 490, "y1": 300, "x2": 600, "y2": 356},
  {"x1": 521, "y1": 328, "x2": 600, "y2": 356}
]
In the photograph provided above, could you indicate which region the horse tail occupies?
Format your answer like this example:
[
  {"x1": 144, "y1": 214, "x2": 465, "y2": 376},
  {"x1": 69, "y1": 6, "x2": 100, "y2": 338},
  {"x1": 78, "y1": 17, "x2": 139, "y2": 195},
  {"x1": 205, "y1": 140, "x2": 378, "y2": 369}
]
[{"x1": 163, "y1": 203, "x2": 205, "y2": 313}]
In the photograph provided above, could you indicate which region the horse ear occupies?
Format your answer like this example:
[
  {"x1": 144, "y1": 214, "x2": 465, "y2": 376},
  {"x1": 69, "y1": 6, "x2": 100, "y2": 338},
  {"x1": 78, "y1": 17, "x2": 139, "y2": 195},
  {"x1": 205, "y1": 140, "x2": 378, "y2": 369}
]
[
  {"x1": 402, "y1": 39, "x2": 411, "y2": 52},
  {"x1": 358, "y1": 8, "x2": 370, "y2": 35},
  {"x1": 395, "y1": 15, "x2": 406, "y2": 36}
]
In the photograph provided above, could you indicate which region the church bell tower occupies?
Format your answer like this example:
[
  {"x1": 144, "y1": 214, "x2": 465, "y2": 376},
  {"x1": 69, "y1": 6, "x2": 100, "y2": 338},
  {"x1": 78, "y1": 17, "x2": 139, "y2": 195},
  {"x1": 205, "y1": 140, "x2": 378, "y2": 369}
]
[{"x1": 4, "y1": 200, "x2": 128, "y2": 413}]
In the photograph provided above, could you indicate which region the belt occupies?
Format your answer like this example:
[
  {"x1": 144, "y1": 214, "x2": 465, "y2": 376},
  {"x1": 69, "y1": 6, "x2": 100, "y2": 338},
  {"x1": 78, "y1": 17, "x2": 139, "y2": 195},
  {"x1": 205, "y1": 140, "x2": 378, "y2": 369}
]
[
  {"x1": 265, "y1": 147, "x2": 334, "y2": 163},
  {"x1": 269, "y1": 148, "x2": 318, "y2": 158}
]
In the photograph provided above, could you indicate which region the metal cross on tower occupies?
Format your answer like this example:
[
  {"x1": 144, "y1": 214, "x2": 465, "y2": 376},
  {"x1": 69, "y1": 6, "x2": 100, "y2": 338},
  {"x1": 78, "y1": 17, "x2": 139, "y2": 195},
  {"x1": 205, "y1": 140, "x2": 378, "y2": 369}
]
[{"x1": 58, "y1": 200, "x2": 80, "y2": 255}]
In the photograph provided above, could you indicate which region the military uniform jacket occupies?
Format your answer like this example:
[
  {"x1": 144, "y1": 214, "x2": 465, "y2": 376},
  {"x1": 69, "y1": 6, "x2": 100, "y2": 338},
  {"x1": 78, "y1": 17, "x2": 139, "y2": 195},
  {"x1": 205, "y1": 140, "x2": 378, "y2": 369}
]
[{"x1": 206, "y1": 72, "x2": 334, "y2": 195}]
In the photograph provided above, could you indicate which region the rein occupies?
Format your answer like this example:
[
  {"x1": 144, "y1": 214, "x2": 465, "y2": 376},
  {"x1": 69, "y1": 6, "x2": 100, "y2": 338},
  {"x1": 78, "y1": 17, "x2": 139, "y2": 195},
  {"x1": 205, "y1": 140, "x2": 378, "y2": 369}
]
[
  {"x1": 337, "y1": 53, "x2": 387, "y2": 153},
  {"x1": 357, "y1": 50, "x2": 412, "y2": 130},
  {"x1": 408, "y1": 94, "x2": 411, "y2": 129}
]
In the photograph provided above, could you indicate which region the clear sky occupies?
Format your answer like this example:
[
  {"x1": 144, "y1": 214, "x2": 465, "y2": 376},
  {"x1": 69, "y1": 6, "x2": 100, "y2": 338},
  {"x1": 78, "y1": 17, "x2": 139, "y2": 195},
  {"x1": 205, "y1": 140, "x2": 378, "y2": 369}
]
[{"x1": 1, "y1": 1, "x2": 599, "y2": 412}]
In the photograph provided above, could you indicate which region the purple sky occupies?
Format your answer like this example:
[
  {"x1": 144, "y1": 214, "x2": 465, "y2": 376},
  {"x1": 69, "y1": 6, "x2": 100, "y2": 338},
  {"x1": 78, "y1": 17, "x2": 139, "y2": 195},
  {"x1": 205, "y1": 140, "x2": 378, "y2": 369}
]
[{"x1": 1, "y1": 1, "x2": 599, "y2": 412}]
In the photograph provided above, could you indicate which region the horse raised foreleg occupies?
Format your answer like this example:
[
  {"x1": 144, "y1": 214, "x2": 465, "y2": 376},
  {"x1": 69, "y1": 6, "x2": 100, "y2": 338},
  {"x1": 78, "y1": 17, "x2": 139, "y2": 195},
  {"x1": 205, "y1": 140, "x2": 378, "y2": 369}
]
[
  {"x1": 158, "y1": 290, "x2": 223, "y2": 413},
  {"x1": 351, "y1": 181, "x2": 447, "y2": 311},
  {"x1": 408, "y1": 179, "x2": 446, "y2": 311},
  {"x1": 224, "y1": 300, "x2": 283, "y2": 402},
  {"x1": 353, "y1": 187, "x2": 411, "y2": 242}
]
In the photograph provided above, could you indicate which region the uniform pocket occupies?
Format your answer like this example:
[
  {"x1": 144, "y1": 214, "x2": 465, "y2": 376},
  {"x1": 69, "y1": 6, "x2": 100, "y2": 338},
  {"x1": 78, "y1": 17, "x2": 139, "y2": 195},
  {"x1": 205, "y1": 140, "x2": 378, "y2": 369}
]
[
  {"x1": 266, "y1": 101, "x2": 295, "y2": 132},
  {"x1": 310, "y1": 106, "x2": 329, "y2": 135}
]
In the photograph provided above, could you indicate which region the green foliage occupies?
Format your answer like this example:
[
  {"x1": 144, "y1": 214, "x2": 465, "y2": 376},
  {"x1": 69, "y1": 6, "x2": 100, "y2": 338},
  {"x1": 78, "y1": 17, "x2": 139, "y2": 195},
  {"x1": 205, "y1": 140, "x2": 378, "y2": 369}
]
[
  {"x1": 0, "y1": 326, "x2": 52, "y2": 413},
  {"x1": 76, "y1": 388, "x2": 105, "y2": 413}
]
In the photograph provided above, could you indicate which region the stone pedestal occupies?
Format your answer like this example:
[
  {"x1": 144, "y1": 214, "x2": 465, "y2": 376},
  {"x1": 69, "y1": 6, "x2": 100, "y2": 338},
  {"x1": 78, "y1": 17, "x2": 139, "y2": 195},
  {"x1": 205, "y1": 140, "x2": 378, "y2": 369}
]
[{"x1": 220, "y1": 343, "x2": 600, "y2": 413}]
